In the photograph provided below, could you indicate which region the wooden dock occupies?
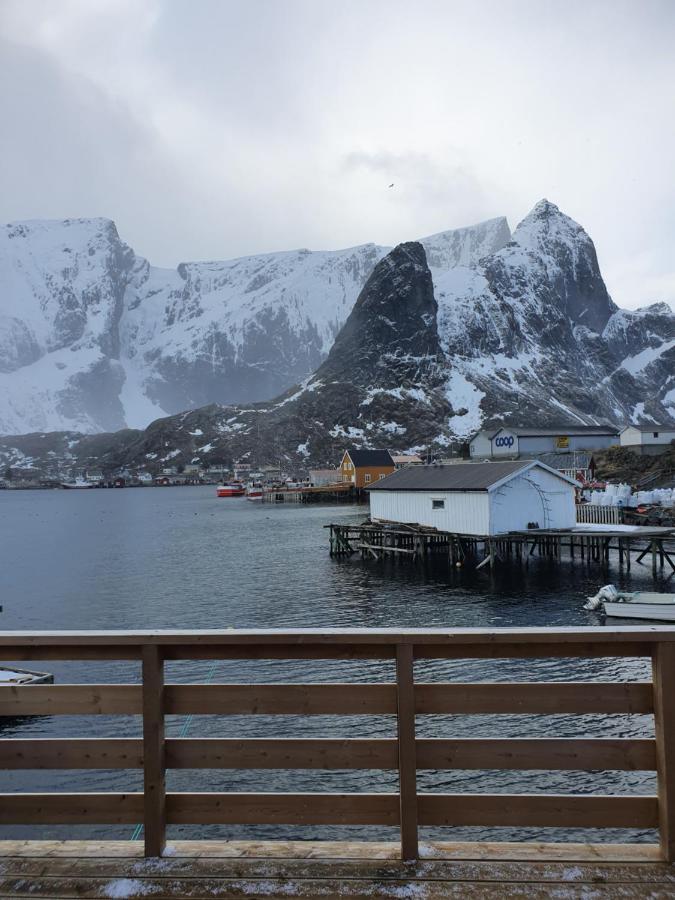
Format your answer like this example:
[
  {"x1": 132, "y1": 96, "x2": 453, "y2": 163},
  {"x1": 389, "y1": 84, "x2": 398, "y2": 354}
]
[
  {"x1": 263, "y1": 482, "x2": 356, "y2": 503},
  {"x1": 327, "y1": 521, "x2": 675, "y2": 576},
  {"x1": 0, "y1": 839, "x2": 672, "y2": 897}
]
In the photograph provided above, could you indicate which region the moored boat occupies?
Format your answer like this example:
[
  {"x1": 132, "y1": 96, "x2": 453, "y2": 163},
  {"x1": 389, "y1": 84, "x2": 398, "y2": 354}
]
[
  {"x1": 61, "y1": 479, "x2": 93, "y2": 489},
  {"x1": 246, "y1": 483, "x2": 263, "y2": 501},
  {"x1": 216, "y1": 482, "x2": 246, "y2": 497},
  {"x1": 584, "y1": 584, "x2": 675, "y2": 622}
]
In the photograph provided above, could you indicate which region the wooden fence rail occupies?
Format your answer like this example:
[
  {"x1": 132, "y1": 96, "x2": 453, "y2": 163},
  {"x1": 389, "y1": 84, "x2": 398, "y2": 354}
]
[{"x1": 0, "y1": 627, "x2": 674, "y2": 862}]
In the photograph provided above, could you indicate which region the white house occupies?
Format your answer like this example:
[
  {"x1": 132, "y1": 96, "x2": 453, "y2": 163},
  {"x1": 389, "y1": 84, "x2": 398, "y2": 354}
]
[
  {"x1": 469, "y1": 426, "x2": 619, "y2": 459},
  {"x1": 620, "y1": 425, "x2": 675, "y2": 454},
  {"x1": 367, "y1": 460, "x2": 578, "y2": 536}
]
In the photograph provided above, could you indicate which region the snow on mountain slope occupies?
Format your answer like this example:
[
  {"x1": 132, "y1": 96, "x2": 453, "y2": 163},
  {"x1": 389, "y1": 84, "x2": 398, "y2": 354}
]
[{"x1": 0, "y1": 215, "x2": 510, "y2": 434}]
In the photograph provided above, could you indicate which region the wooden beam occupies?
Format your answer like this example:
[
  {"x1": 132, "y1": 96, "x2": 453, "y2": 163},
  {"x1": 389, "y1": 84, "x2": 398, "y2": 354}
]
[
  {"x1": 652, "y1": 642, "x2": 675, "y2": 861},
  {"x1": 417, "y1": 794, "x2": 658, "y2": 828},
  {"x1": 165, "y1": 738, "x2": 398, "y2": 769},
  {"x1": 0, "y1": 793, "x2": 142, "y2": 824},
  {"x1": 164, "y1": 683, "x2": 397, "y2": 715},
  {"x1": 142, "y1": 645, "x2": 166, "y2": 858},
  {"x1": 0, "y1": 685, "x2": 142, "y2": 716},
  {"x1": 396, "y1": 644, "x2": 418, "y2": 861},
  {"x1": 415, "y1": 682, "x2": 653, "y2": 715},
  {"x1": 416, "y1": 738, "x2": 656, "y2": 771},
  {"x1": 0, "y1": 739, "x2": 143, "y2": 769},
  {"x1": 166, "y1": 792, "x2": 400, "y2": 825}
]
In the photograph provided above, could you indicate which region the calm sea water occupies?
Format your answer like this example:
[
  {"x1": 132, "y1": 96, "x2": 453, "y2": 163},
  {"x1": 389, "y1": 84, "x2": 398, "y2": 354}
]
[{"x1": 0, "y1": 485, "x2": 667, "y2": 843}]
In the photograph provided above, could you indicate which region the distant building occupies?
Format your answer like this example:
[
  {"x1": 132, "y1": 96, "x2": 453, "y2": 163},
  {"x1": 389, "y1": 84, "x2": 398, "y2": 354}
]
[
  {"x1": 391, "y1": 453, "x2": 423, "y2": 468},
  {"x1": 367, "y1": 460, "x2": 577, "y2": 536},
  {"x1": 309, "y1": 468, "x2": 341, "y2": 487},
  {"x1": 340, "y1": 449, "x2": 396, "y2": 488},
  {"x1": 620, "y1": 425, "x2": 675, "y2": 455},
  {"x1": 85, "y1": 471, "x2": 103, "y2": 483},
  {"x1": 469, "y1": 426, "x2": 619, "y2": 459},
  {"x1": 525, "y1": 451, "x2": 596, "y2": 484},
  {"x1": 137, "y1": 472, "x2": 153, "y2": 484}
]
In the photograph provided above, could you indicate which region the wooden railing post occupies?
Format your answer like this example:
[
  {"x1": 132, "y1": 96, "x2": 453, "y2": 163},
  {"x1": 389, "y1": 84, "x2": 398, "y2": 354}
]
[
  {"x1": 396, "y1": 643, "x2": 418, "y2": 861},
  {"x1": 652, "y1": 641, "x2": 675, "y2": 861},
  {"x1": 142, "y1": 644, "x2": 166, "y2": 857}
]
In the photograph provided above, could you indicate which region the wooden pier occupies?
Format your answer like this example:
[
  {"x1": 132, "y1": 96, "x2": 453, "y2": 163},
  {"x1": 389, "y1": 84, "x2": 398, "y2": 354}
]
[
  {"x1": 327, "y1": 521, "x2": 675, "y2": 577},
  {"x1": 263, "y1": 482, "x2": 356, "y2": 503}
]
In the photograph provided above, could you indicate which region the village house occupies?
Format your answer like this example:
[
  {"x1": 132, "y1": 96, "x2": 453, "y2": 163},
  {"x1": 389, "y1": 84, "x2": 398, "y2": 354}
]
[
  {"x1": 368, "y1": 460, "x2": 577, "y2": 535},
  {"x1": 340, "y1": 449, "x2": 396, "y2": 488},
  {"x1": 391, "y1": 453, "x2": 423, "y2": 468},
  {"x1": 620, "y1": 424, "x2": 675, "y2": 454},
  {"x1": 469, "y1": 425, "x2": 619, "y2": 459}
]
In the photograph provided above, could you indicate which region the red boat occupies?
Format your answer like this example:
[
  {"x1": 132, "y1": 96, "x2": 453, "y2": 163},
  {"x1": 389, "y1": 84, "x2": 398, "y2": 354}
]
[{"x1": 216, "y1": 482, "x2": 246, "y2": 497}]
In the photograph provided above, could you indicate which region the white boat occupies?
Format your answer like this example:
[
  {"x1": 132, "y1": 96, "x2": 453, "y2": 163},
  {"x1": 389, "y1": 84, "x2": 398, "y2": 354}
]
[
  {"x1": 585, "y1": 584, "x2": 675, "y2": 622},
  {"x1": 60, "y1": 479, "x2": 93, "y2": 489}
]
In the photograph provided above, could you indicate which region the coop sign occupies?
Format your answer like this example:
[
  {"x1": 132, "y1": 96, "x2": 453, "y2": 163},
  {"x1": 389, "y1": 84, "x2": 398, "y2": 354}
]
[{"x1": 494, "y1": 435, "x2": 515, "y2": 448}]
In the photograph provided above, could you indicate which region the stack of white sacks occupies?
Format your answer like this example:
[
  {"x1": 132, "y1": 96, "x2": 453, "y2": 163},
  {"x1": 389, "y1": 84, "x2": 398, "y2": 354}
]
[{"x1": 587, "y1": 484, "x2": 675, "y2": 507}]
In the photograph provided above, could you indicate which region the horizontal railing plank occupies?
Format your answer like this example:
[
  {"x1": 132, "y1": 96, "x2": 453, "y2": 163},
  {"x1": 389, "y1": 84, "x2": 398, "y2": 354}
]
[
  {"x1": 0, "y1": 686, "x2": 141, "y2": 716},
  {"x1": 0, "y1": 739, "x2": 143, "y2": 769},
  {"x1": 415, "y1": 683, "x2": 654, "y2": 715},
  {"x1": 164, "y1": 684, "x2": 397, "y2": 715},
  {"x1": 0, "y1": 794, "x2": 142, "y2": 824},
  {"x1": 416, "y1": 739, "x2": 657, "y2": 771},
  {"x1": 166, "y1": 738, "x2": 398, "y2": 769},
  {"x1": 166, "y1": 792, "x2": 400, "y2": 825},
  {"x1": 417, "y1": 794, "x2": 658, "y2": 828},
  {"x1": 1, "y1": 627, "x2": 674, "y2": 645},
  {"x1": 0, "y1": 737, "x2": 655, "y2": 773},
  {"x1": 414, "y1": 642, "x2": 653, "y2": 659}
]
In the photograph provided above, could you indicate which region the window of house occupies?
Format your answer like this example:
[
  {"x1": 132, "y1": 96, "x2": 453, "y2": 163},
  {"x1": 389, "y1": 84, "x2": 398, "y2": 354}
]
[
  {"x1": 432, "y1": 499, "x2": 444, "y2": 509},
  {"x1": 364, "y1": 473, "x2": 371, "y2": 482},
  {"x1": 379, "y1": 473, "x2": 386, "y2": 479},
  {"x1": 653, "y1": 432, "x2": 659, "y2": 438}
]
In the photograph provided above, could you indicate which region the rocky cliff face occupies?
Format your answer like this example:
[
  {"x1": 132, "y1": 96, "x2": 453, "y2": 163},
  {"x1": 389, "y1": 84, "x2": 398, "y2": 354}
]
[
  {"x1": 0, "y1": 200, "x2": 673, "y2": 474},
  {"x1": 0, "y1": 215, "x2": 510, "y2": 434}
]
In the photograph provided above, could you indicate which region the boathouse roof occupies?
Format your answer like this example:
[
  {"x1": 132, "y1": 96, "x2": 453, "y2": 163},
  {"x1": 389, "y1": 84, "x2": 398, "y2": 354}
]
[
  {"x1": 493, "y1": 425, "x2": 618, "y2": 437},
  {"x1": 368, "y1": 460, "x2": 577, "y2": 492}
]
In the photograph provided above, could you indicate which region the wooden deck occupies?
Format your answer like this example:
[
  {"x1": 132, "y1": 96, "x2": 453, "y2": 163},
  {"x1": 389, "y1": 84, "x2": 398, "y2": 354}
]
[{"x1": 0, "y1": 840, "x2": 673, "y2": 898}]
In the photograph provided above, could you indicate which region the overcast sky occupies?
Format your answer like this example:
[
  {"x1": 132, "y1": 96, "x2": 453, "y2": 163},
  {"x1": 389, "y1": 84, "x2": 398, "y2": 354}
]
[{"x1": 1, "y1": 0, "x2": 674, "y2": 310}]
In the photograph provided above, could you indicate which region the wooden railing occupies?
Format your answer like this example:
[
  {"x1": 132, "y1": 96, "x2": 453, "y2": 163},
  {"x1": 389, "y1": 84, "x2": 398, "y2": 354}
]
[{"x1": 0, "y1": 628, "x2": 674, "y2": 862}]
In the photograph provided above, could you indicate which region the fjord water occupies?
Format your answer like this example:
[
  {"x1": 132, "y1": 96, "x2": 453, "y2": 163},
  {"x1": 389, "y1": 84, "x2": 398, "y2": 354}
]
[{"x1": 0, "y1": 486, "x2": 662, "y2": 843}]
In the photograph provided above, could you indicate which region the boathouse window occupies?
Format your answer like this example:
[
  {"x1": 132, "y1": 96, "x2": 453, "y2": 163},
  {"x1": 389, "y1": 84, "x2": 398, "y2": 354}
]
[
  {"x1": 432, "y1": 499, "x2": 445, "y2": 509},
  {"x1": 654, "y1": 432, "x2": 659, "y2": 438}
]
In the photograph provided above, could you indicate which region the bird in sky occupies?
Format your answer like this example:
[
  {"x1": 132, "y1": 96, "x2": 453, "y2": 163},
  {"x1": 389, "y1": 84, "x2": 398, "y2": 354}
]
[{"x1": 388, "y1": 183, "x2": 394, "y2": 188}]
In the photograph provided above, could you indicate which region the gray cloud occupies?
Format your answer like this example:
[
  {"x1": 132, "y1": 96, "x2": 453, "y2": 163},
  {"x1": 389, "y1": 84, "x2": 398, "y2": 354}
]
[{"x1": 0, "y1": 0, "x2": 674, "y2": 309}]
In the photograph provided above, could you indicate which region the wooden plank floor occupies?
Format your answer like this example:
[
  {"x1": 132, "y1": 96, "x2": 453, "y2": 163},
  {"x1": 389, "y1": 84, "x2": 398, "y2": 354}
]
[{"x1": 0, "y1": 841, "x2": 673, "y2": 898}]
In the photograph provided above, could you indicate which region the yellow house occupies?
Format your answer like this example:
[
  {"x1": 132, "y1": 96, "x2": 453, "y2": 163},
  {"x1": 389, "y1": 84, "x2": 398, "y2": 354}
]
[{"x1": 340, "y1": 449, "x2": 395, "y2": 489}]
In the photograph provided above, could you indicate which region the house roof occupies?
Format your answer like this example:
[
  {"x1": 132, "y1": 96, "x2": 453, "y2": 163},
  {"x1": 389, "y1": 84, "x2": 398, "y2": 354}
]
[
  {"x1": 368, "y1": 460, "x2": 578, "y2": 492},
  {"x1": 493, "y1": 425, "x2": 619, "y2": 437},
  {"x1": 620, "y1": 424, "x2": 675, "y2": 433},
  {"x1": 344, "y1": 449, "x2": 394, "y2": 467},
  {"x1": 526, "y1": 451, "x2": 593, "y2": 469}
]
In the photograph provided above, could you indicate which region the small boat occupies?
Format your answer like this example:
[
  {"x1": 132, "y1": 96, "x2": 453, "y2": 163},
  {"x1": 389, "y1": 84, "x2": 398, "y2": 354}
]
[
  {"x1": 585, "y1": 584, "x2": 675, "y2": 622},
  {"x1": 61, "y1": 479, "x2": 93, "y2": 490},
  {"x1": 246, "y1": 483, "x2": 263, "y2": 501},
  {"x1": 216, "y1": 482, "x2": 246, "y2": 497}
]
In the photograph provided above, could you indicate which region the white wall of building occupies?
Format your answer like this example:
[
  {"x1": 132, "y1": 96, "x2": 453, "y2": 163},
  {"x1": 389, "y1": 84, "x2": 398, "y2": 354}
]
[
  {"x1": 489, "y1": 467, "x2": 576, "y2": 533},
  {"x1": 370, "y1": 466, "x2": 576, "y2": 535},
  {"x1": 491, "y1": 429, "x2": 519, "y2": 457},
  {"x1": 469, "y1": 432, "x2": 493, "y2": 459},
  {"x1": 370, "y1": 490, "x2": 491, "y2": 535},
  {"x1": 621, "y1": 426, "x2": 675, "y2": 447}
]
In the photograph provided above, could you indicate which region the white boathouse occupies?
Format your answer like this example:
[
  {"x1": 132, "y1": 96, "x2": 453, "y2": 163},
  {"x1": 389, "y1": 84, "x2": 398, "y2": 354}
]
[{"x1": 367, "y1": 460, "x2": 578, "y2": 536}]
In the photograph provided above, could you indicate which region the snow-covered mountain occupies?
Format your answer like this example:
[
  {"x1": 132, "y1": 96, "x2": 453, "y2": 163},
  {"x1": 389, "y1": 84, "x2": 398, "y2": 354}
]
[
  {"x1": 2, "y1": 200, "x2": 672, "y2": 475},
  {"x1": 0, "y1": 215, "x2": 510, "y2": 434}
]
